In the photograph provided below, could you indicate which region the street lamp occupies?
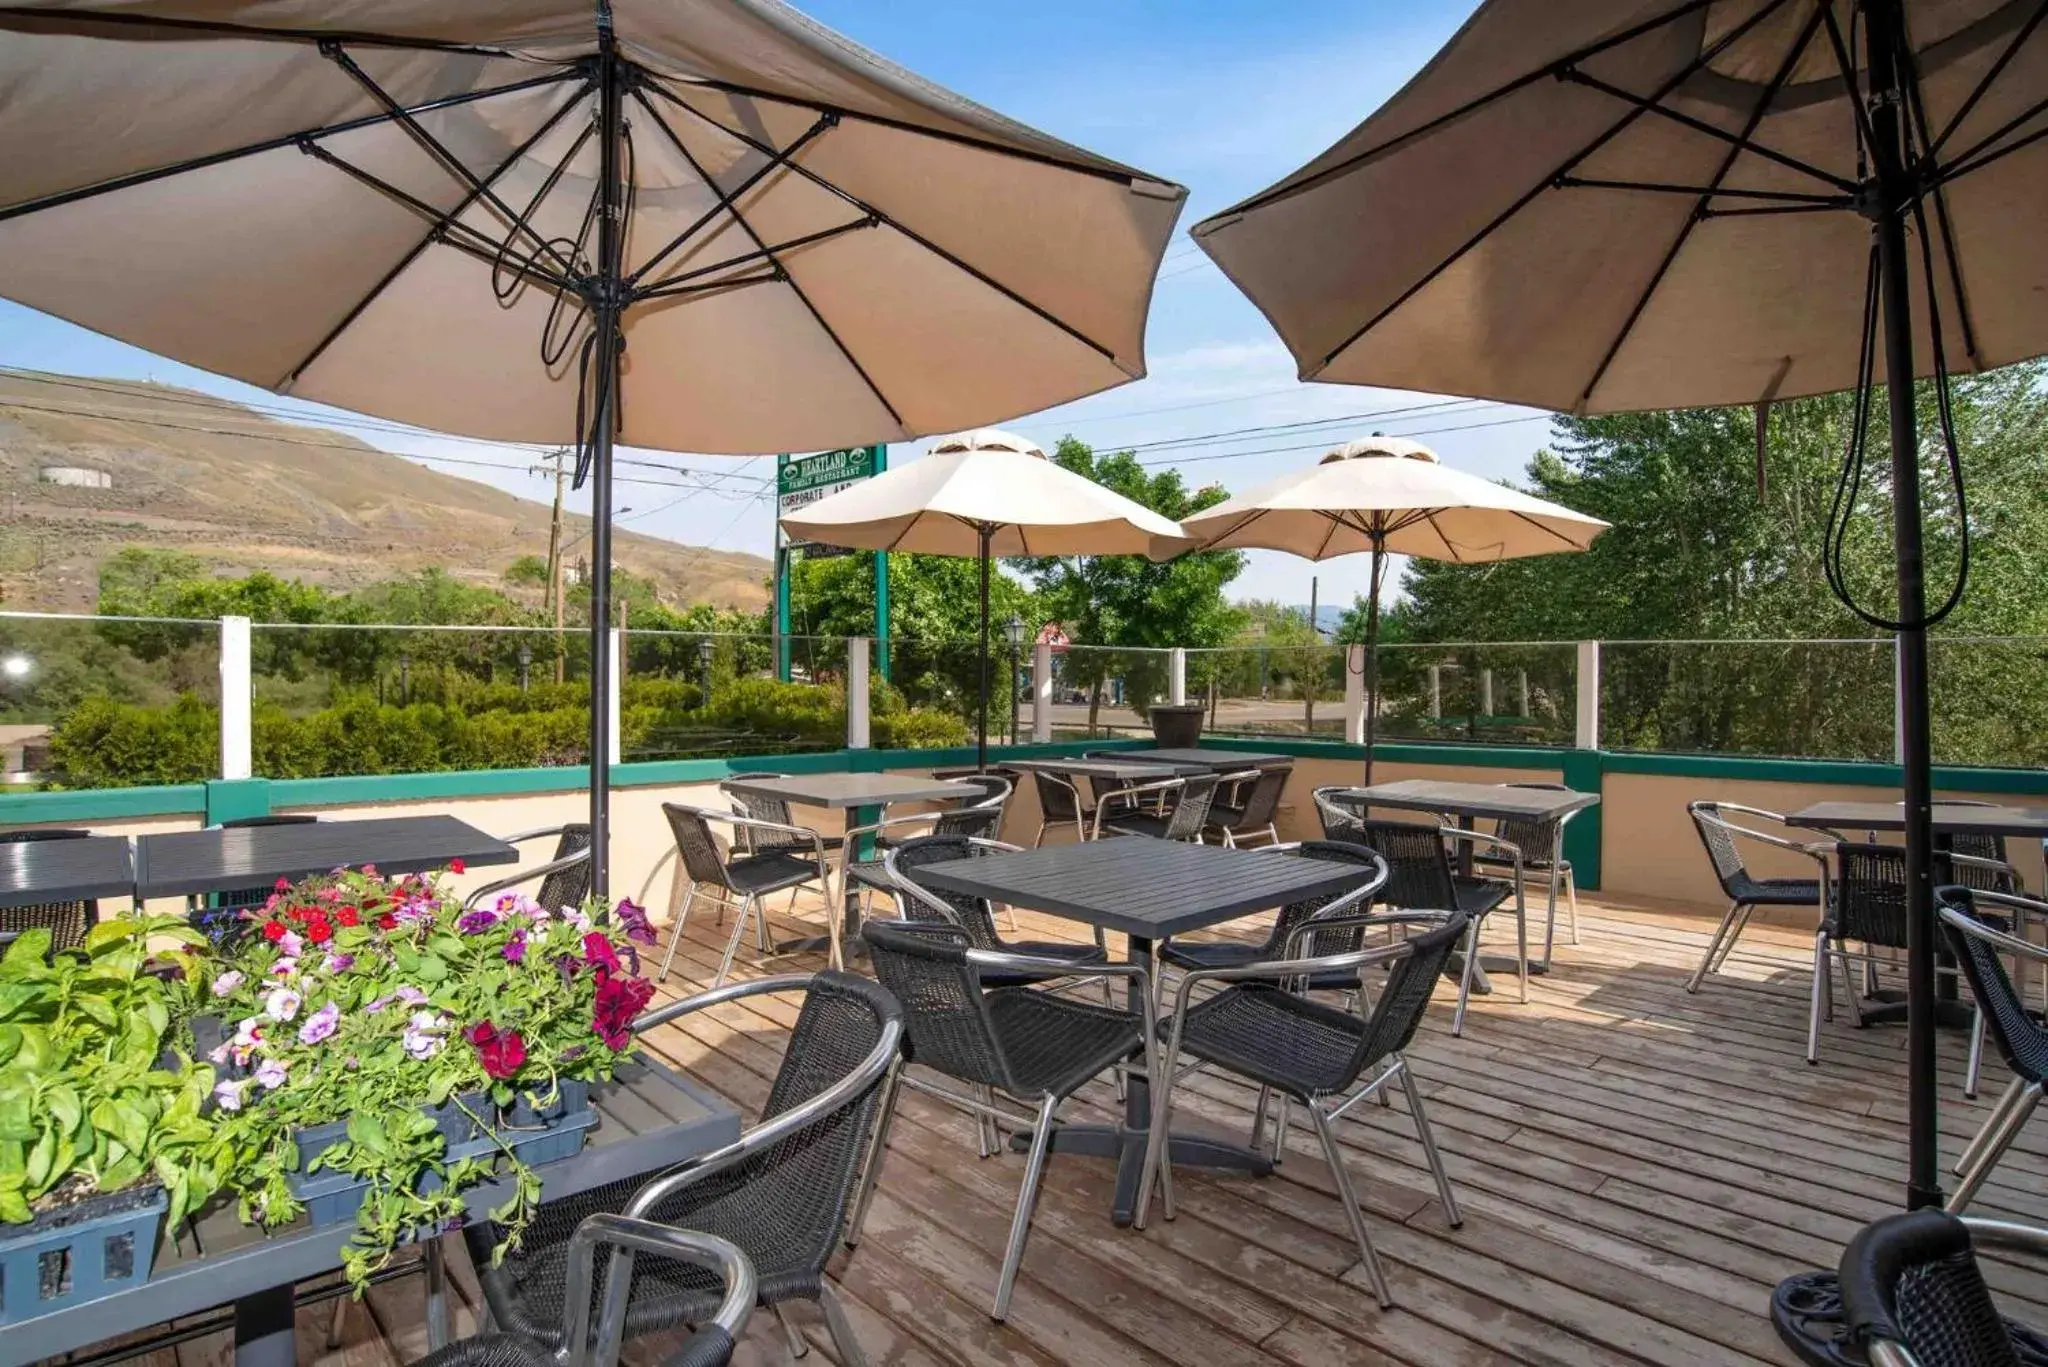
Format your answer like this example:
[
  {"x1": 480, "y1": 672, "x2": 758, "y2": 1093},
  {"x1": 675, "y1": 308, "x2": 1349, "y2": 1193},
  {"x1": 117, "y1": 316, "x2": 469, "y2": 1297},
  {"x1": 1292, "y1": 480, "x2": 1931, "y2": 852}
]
[
  {"x1": 1003, "y1": 615, "x2": 1025, "y2": 744},
  {"x1": 517, "y1": 642, "x2": 532, "y2": 693},
  {"x1": 696, "y1": 637, "x2": 716, "y2": 704}
]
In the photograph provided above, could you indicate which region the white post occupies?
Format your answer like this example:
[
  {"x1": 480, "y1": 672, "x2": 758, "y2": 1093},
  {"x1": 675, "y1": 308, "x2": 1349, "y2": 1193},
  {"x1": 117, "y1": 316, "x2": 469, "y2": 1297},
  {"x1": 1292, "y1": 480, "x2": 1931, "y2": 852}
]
[
  {"x1": 847, "y1": 636, "x2": 871, "y2": 749},
  {"x1": 1167, "y1": 647, "x2": 1187, "y2": 706},
  {"x1": 1575, "y1": 640, "x2": 1602, "y2": 750},
  {"x1": 606, "y1": 627, "x2": 622, "y2": 768},
  {"x1": 1480, "y1": 668, "x2": 1495, "y2": 717},
  {"x1": 1344, "y1": 644, "x2": 1366, "y2": 744},
  {"x1": 1428, "y1": 664, "x2": 1442, "y2": 719},
  {"x1": 1032, "y1": 641, "x2": 1053, "y2": 743},
  {"x1": 219, "y1": 615, "x2": 251, "y2": 781}
]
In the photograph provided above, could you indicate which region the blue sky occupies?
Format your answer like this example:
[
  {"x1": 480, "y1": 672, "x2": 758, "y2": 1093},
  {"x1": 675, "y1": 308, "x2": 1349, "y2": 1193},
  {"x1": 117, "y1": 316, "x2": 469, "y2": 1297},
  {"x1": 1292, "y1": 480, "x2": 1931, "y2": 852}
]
[{"x1": 0, "y1": 0, "x2": 1557, "y2": 609}]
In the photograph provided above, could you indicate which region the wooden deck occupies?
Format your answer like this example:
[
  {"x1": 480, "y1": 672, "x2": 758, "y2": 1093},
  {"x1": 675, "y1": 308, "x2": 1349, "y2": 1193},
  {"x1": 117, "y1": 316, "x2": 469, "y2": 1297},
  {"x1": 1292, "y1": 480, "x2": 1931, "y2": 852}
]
[{"x1": 50, "y1": 888, "x2": 2048, "y2": 1367}]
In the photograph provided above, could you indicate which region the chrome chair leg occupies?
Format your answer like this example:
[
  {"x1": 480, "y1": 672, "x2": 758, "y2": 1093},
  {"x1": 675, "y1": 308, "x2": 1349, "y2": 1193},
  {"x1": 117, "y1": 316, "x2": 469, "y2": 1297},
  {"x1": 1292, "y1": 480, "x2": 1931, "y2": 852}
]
[
  {"x1": 994, "y1": 1094, "x2": 1060, "y2": 1321},
  {"x1": 1308, "y1": 1104, "x2": 1393, "y2": 1308},
  {"x1": 1947, "y1": 1081, "x2": 2043, "y2": 1214},
  {"x1": 1687, "y1": 900, "x2": 1746, "y2": 992},
  {"x1": 656, "y1": 883, "x2": 699, "y2": 984},
  {"x1": 1451, "y1": 915, "x2": 1482, "y2": 1036},
  {"x1": 818, "y1": 1283, "x2": 871, "y2": 1367},
  {"x1": 713, "y1": 893, "x2": 756, "y2": 987},
  {"x1": 1807, "y1": 930, "x2": 1830, "y2": 1065},
  {"x1": 1564, "y1": 866, "x2": 1580, "y2": 946},
  {"x1": 1964, "y1": 1006, "x2": 1987, "y2": 1099},
  {"x1": 1398, "y1": 1062, "x2": 1461, "y2": 1228},
  {"x1": 1957, "y1": 1075, "x2": 2030, "y2": 1175},
  {"x1": 1271, "y1": 1095, "x2": 1290, "y2": 1165},
  {"x1": 775, "y1": 1302, "x2": 810, "y2": 1360}
]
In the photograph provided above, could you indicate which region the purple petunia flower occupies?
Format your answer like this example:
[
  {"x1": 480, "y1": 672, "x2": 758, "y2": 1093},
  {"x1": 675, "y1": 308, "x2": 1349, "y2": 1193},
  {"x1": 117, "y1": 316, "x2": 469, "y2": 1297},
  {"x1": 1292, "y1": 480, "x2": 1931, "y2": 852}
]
[
  {"x1": 503, "y1": 933, "x2": 526, "y2": 964},
  {"x1": 210, "y1": 969, "x2": 245, "y2": 997},
  {"x1": 297, "y1": 1001, "x2": 341, "y2": 1046},
  {"x1": 213, "y1": 1079, "x2": 249, "y2": 1112},
  {"x1": 276, "y1": 929, "x2": 304, "y2": 959},
  {"x1": 394, "y1": 984, "x2": 428, "y2": 1006},
  {"x1": 455, "y1": 907, "x2": 498, "y2": 935},
  {"x1": 614, "y1": 898, "x2": 658, "y2": 947},
  {"x1": 263, "y1": 986, "x2": 302, "y2": 1022},
  {"x1": 254, "y1": 1058, "x2": 289, "y2": 1090},
  {"x1": 320, "y1": 952, "x2": 355, "y2": 975},
  {"x1": 402, "y1": 1010, "x2": 448, "y2": 1060}
]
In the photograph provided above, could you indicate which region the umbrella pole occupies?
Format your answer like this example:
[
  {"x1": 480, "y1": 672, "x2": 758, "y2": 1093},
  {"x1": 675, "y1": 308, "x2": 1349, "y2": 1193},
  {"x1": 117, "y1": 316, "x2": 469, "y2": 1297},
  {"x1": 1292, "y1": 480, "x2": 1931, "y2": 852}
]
[
  {"x1": 584, "y1": 22, "x2": 627, "y2": 900},
  {"x1": 977, "y1": 526, "x2": 992, "y2": 773},
  {"x1": 1361, "y1": 539, "x2": 1385, "y2": 790},
  {"x1": 1866, "y1": 0, "x2": 1940, "y2": 1210}
]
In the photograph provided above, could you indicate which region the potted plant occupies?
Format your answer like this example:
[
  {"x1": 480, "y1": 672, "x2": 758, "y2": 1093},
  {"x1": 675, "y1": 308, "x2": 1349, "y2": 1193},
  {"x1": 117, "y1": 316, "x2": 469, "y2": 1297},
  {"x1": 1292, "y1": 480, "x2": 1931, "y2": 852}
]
[
  {"x1": 1149, "y1": 703, "x2": 1208, "y2": 748},
  {"x1": 197, "y1": 867, "x2": 657, "y2": 1291},
  {"x1": 0, "y1": 918, "x2": 223, "y2": 1324}
]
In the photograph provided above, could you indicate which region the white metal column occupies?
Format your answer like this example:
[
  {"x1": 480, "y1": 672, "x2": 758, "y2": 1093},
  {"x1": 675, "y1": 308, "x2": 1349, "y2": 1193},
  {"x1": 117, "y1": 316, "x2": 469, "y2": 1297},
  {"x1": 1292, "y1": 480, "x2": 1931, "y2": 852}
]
[
  {"x1": 219, "y1": 615, "x2": 251, "y2": 781},
  {"x1": 847, "y1": 636, "x2": 871, "y2": 749},
  {"x1": 1032, "y1": 641, "x2": 1053, "y2": 743},
  {"x1": 1168, "y1": 648, "x2": 1187, "y2": 706},
  {"x1": 1344, "y1": 644, "x2": 1366, "y2": 745},
  {"x1": 1575, "y1": 640, "x2": 1601, "y2": 750},
  {"x1": 606, "y1": 627, "x2": 623, "y2": 768}
]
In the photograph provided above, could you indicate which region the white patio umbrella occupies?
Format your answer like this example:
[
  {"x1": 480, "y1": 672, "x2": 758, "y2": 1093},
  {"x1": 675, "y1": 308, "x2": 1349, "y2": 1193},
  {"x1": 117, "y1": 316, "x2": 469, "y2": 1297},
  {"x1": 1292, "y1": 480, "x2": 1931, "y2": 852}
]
[
  {"x1": 0, "y1": 1, "x2": 1186, "y2": 891},
  {"x1": 1176, "y1": 435, "x2": 1608, "y2": 785},
  {"x1": 779, "y1": 428, "x2": 1189, "y2": 768},
  {"x1": 1190, "y1": 0, "x2": 2037, "y2": 1207}
]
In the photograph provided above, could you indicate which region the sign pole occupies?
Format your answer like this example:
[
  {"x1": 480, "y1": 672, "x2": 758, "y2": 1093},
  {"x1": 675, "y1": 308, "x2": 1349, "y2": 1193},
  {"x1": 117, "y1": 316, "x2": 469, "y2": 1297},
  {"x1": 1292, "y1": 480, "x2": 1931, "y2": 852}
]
[
  {"x1": 773, "y1": 455, "x2": 792, "y2": 683},
  {"x1": 873, "y1": 445, "x2": 890, "y2": 683}
]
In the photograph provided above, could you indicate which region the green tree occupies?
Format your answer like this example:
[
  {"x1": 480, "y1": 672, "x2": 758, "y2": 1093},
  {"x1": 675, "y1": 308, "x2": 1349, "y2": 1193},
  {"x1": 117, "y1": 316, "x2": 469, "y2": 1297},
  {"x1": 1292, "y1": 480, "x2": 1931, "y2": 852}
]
[{"x1": 1022, "y1": 438, "x2": 1246, "y2": 734}]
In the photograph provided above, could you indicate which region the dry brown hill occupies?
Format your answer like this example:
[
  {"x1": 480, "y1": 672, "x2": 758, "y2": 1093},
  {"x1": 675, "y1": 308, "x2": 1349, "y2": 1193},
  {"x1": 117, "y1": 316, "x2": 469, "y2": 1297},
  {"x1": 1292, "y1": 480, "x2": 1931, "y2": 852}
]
[{"x1": 0, "y1": 372, "x2": 769, "y2": 613}]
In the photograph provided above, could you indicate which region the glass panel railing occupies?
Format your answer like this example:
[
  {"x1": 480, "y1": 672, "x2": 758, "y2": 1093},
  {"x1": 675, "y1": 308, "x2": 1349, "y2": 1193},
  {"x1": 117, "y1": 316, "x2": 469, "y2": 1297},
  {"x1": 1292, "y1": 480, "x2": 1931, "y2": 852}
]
[
  {"x1": 875, "y1": 639, "x2": 985, "y2": 749},
  {"x1": 624, "y1": 632, "x2": 837, "y2": 762},
  {"x1": 1372, "y1": 641, "x2": 1577, "y2": 748},
  {"x1": 0, "y1": 611, "x2": 221, "y2": 789},
  {"x1": 1186, "y1": 644, "x2": 1347, "y2": 740},
  {"x1": 1598, "y1": 639, "x2": 1894, "y2": 761},
  {"x1": 1044, "y1": 646, "x2": 1173, "y2": 741},
  {"x1": 1929, "y1": 636, "x2": 2048, "y2": 769}
]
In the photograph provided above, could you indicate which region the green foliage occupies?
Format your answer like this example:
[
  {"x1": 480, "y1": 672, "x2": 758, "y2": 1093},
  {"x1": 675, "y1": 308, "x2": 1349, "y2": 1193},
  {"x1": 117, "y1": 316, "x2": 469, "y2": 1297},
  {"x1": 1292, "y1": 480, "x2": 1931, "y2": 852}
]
[
  {"x1": 501, "y1": 555, "x2": 549, "y2": 588},
  {"x1": 0, "y1": 917, "x2": 223, "y2": 1228},
  {"x1": 45, "y1": 694, "x2": 220, "y2": 786}
]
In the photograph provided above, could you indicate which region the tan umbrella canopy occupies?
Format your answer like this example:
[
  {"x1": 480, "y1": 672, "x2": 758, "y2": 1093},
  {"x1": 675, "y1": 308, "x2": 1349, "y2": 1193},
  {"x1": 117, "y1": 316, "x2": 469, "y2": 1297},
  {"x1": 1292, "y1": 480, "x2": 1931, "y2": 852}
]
[
  {"x1": 0, "y1": 1, "x2": 1186, "y2": 890},
  {"x1": 781, "y1": 428, "x2": 1188, "y2": 767},
  {"x1": 1177, "y1": 435, "x2": 1608, "y2": 784},
  {"x1": 1191, "y1": 0, "x2": 2038, "y2": 1207}
]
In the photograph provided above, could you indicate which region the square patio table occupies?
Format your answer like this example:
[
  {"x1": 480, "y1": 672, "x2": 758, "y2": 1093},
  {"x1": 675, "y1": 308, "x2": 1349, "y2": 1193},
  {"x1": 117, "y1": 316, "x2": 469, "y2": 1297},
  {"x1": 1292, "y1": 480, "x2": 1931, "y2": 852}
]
[
  {"x1": 0, "y1": 832, "x2": 134, "y2": 909},
  {"x1": 133, "y1": 815, "x2": 519, "y2": 902},
  {"x1": 1112, "y1": 747, "x2": 1294, "y2": 772},
  {"x1": 11, "y1": 1058, "x2": 741, "y2": 1367},
  {"x1": 1001, "y1": 756, "x2": 1198, "y2": 783},
  {"x1": 1343, "y1": 778, "x2": 1601, "y2": 977},
  {"x1": 720, "y1": 771, "x2": 977, "y2": 957},
  {"x1": 916, "y1": 838, "x2": 1377, "y2": 1226}
]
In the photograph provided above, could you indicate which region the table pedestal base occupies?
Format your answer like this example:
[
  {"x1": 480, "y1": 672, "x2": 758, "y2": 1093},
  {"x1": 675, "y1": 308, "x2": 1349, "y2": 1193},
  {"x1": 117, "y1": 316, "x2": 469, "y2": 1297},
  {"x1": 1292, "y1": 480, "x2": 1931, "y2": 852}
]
[
  {"x1": 1853, "y1": 986, "x2": 1977, "y2": 1030},
  {"x1": 1007, "y1": 1124, "x2": 1273, "y2": 1227}
]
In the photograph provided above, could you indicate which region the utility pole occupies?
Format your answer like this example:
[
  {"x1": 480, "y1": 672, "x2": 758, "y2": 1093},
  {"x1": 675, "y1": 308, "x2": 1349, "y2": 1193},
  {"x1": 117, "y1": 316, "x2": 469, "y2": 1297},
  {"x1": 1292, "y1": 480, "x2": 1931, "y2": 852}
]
[
  {"x1": 544, "y1": 448, "x2": 568, "y2": 685},
  {"x1": 1305, "y1": 575, "x2": 1319, "y2": 733}
]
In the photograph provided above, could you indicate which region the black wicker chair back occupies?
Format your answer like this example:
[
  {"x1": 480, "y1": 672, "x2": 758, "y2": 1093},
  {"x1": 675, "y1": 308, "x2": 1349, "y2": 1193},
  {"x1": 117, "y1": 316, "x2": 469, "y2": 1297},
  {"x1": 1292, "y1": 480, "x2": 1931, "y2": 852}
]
[
  {"x1": 1691, "y1": 804, "x2": 1754, "y2": 896},
  {"x1": 534, "y1": 823, "x2": 594, "y2": 911},
  {"x1": 0, "y1": 827, "x2": 97, "y2": 953},
  {"x1": 1347, "y1": 818, "x2": 1455, "y2": 910},
  {"x1": 1356, "y1": 914, "x2": 1467, "y2": 1067},
  {"x1": 469, "y1": 972, "x2": 900, "y2": 1354},
  {"x1": 1159, "y1": 772, "x2": 1222, "y2": 841},
  {"x1": 950, "y1": 774, "x2": 1012, "y2": 809},
  {"x1": 722, "y1": 773, "x2": 806, "y2": 854},
  {"x1": 1494, "y1": 783, "x2": 1570, "y2": 866},
  {"x1": 1836, "y1": 842, "x2": 1912, "y2": 950},
  {"x1": 931, "y1": 802, "x2": 1004, "y2": 842},
  {"x1": 1231, "y1": 766, "x2": 1290, "y2": 829},
  {"x1": 1027, "y1": 769, "x2": 1083, "y2": 824},
  {"x1": 1940, "y1": 891, "x2": 2048, "y2": 1087},
  {"x1": 1314, "y1": 787, "x2": 1371, "y2": 841},
  {"x1": 886, "y1": 835, "x2": 1003, "y2": 947},
  {"x1": 862, "y1": 920, "x2": 1013, "y2": 1090},
  {"x1": 1268, "y1": 841, "x2": 1390, "y2": 959},
  {"x1": 663, "y1": 803, "x2": 734, "y2": 890},
  {"x1": 1838, "y1": 1209, "x2": 2021, "y2": 1367}
]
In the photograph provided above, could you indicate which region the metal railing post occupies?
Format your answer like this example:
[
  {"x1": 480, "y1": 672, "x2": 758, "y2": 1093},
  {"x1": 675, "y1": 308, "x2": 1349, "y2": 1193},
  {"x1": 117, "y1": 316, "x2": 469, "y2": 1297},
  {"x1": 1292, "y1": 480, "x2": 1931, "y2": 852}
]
[
  {"x1": 606, "y1": 627, "x2": 623, "y2": 768},
  {"x1": 220, "y1": 615, "x2": 251, "y2": 781},
  {"x1": 1032, "y1": 641, "x2": 1053, "y2": 743},
  {"x1": 847, "y1": 636, "x2": 871, "y2": 749},
  {"x1": 1344, "y1": 644, "x2": 1366, "y2": 745},
  {"x1": 1575, "y1": 640, "x2": 1601, "y2": 750},
  {"x1": 1168, "y1": 648, "x2": 1187, "y2": 706}
]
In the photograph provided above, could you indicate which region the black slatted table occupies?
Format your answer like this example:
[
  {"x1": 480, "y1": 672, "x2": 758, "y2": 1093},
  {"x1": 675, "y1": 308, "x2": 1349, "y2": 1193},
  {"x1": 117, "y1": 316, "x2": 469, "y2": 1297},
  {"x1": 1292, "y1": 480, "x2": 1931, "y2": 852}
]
[
  {"x1": 917, "y1": 838, "x2": 1376, "y2": 1225},
  {"x1": 1112, "y1": 747, "x2": 1294, "y2": 773},
  {"x1": 11, "y1": 1059, "x2": 740, "y2": 1367},
  {"x1": 133, "y1": 815, "x2": 519, "y2": 902},
  {"x1": 0, "y1": 833, "x2": 134, "y2": 909}
]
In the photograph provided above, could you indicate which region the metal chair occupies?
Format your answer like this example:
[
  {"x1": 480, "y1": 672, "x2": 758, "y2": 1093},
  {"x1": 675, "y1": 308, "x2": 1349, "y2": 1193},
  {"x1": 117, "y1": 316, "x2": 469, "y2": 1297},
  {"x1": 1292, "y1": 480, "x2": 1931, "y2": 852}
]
[
  {"x1": 410, "y1": 1224, "x2": 755, "y2": 1367},
  {"x1": 462, "y1": 823, "x2": 593, "y2": 913},
  {"x1": 857, "y1": 919, "x2": 1158, "y2": 1320},
  {"x1": 1095, "y1": 772, "x2": 1221, "y2": 843},
  {"x1": 1838, "y1": 1210, "x2": 2044, "y2": 1367},
  {"x1": 1160, "y1": 842, "x2": 1389, "y2": 991},
  {"x1": 1809, "y1": 843, "x2": 1965, "y2": 1066},
  {"x1": 1022, "y1": 768, "x2": 1095, "y2": 846},
  {"x1": 1312, "y1": 786, "x2": 1372, "y2": 841},
  {"x1": 657, "y1": 803, "x2": 835, "y2": 985},
  {"x1": 720, "y1": 773, "x2": 841, "y2": 858},
  {"x1": 1205, "y1": 764, "x2": 1290, "y2": 847},
  {"x1": 882, "y1": 835, "x2": 1109, "y2": 987},
  {"x1": 1938, "y1": 887, "x2": 2048, "y2": 1213},
  {"x1": 1139, "y1": 912, "x2": 1470, "y2": 1308},
  {"x1": 836, "y1": 777, "x2": 1013, "y2": 915},
  {"x1": 0, "y1": 827, "x2": 99, "y2": 954},
  {"x1": 1685, "y1": 801, "x2": 1832, "y2": 993},
  {"x1": 1343, "y1": 815, "x2": 1525, "y2": 1037},
  {"x1": 1471, "y1": 782, "x2": 1586, "y2": 956},
  {"x1": 466, "y1": 972, "x2": 902, "y2": 1367}
]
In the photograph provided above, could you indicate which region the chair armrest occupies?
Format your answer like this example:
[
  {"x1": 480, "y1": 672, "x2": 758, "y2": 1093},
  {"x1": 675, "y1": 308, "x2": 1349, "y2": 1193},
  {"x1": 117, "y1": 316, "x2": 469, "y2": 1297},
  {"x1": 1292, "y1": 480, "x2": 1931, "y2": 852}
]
[
  {"x1": 1170, "y1": 935, "x2": 1420, "y2": 1016},
  {"x1": 1439, "y1": 826, "x2": 1519, "y2": 860},
  {"x1": 496, "y1": 824, "x2": 580, "y2": 847},
  {"x1": 461, "y1": 848, "x2": 591, "y2": 910},
  {"x1": 1719, "y1": 819, "x2": 1835, "y2": 864},
  {"x1": 1090, "y1": 778, "x2": 1184, "y2": 837},
  {"x1": 1938, "y1": 894, "x2": 2048, "y2": 963},
  {"x1": 562, "y1": 1217, "x2": 755, "y2": 1367},
  {"x1": 1948, "y1": 851, "x2": 2022, "y2": 883},
  {"x1": 843, "y1": 810, "x2": 951, "y2": 843},
  {"x1": 1958, "y1": 1217, "x2": 2048, "y2": 1259}
]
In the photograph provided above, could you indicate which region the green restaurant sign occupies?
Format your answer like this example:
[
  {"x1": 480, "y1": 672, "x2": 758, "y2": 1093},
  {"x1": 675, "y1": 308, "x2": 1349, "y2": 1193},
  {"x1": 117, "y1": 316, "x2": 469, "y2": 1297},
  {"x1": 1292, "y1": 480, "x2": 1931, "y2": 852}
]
[{"x1": 777, "y1": 445, "x2": 881, "y2": 515}]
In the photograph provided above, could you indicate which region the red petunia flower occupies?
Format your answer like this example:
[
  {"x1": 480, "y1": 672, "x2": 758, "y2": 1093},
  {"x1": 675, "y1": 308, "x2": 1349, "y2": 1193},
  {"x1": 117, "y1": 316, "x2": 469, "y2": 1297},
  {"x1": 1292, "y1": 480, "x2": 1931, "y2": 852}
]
[
  {"x1": 274, "y1": 878, "x2": 290, "y2": 892},
  {"x1": 582, "y1": 932, "x2": 620, "y2": 975},
  {"x1": 464, "y1": 1020, "x2": 527, "y2": 1080},
  {"x1": 261, "y1": 921, "x2": 287, "y2": 943},
  {"x1": 376, "y1": 913, "x2": 398, "y2": 932},
  {"x1": 336, "y1": 907, "x2": 360, "y2": 928},
  {"x1": 591, "y1": 972, "x2": 655, "y2": 1051},
  {"x1": 306, "y1": 919, "x2": 333, "y2": 944},
  {"x1": 449, "y1": 858, "x2": 466, "y2": 875}
]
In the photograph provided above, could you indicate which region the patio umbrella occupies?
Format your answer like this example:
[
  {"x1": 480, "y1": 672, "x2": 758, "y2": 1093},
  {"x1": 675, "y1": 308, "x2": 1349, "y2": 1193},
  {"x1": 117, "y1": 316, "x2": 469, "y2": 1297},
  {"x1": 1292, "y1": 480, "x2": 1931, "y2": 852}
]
[
  {"x1": 777, "y1": 428, "x2": 1189, "y2": 769},
  {"x1": 0, "y1": 1, "x2": 1186, "y2": 893},
  {"x1": 1189, "y1": 0, "x2": 2039, "y2": 1210},
  {"x1": 1175, "y1": 435, "x2": 1608, "y2": 786}
]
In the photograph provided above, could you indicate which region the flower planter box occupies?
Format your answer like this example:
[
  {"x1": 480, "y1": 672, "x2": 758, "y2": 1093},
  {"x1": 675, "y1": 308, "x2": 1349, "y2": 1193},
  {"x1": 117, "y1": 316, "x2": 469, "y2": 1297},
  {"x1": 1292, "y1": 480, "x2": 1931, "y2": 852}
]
[
  {"x1": 290, "y1": 1107, "x2": 598, "y2": 1228},
  {"x1": 0, "y1": 1185, "x2": 167, "y2": 1326}
]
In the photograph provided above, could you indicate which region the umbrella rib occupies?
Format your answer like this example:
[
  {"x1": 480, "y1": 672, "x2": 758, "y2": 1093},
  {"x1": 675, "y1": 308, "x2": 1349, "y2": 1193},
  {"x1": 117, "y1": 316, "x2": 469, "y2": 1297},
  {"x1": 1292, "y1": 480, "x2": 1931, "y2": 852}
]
[
  {"x1": 1559, "y1": 70, "x2": 1858, "y2": 193},
  {"x1": 0, "y1": 67, "x2": 581, "y2": 229},
  {"x1": 676, "y1": 76, "x2": 1151, "y2": 189},
  {"x1": 1900, "y1": 45, "x2": 1984, "y2": 370},
  {"x1": 294, "y1": 140, "x2": 575, "y2": 293},
  {"x1": 635, "y1": 222, "x2": 876, "y2": 296},
  {"x1": 625, "y1": 110, "x2": 837, "y2": 288},
  {"x1": 1313, "y1": 0, "x2": 1799, "y2": 378},
  {"x1": 1214, "y1": 0, "x2": 1725, "y2": 220},
  {"x1": 1941, "y1": 105, "x2": 2048, "y2": 180},
  {"x1": 0, "y1": 6, "x2": 514, "y2": 55},
  {"x1": 280, "y1": 77, "x2": 595, "y2": 391},
  {"x1": 321, "y1": 43, "x2": 575, "y2": 276},
  {"x1": 632, "y1": 88, "x2": 907, "y2": 428},
  {"x1": 641, "y1": 80, "x2": 1125, "y2": 369},
  {"x1": 1553, "y1": 175, "x2": 1849, "y2": 206},
  {"x1": 1574, "y1": 0, "x2": 1831, "y2": 412},
  {"x1": 1505, "y1": 508, "x2": 1592, "y2": 552},
  {"x1": 1927, "y1": 0, "x2": 2048, "y2": 161}
]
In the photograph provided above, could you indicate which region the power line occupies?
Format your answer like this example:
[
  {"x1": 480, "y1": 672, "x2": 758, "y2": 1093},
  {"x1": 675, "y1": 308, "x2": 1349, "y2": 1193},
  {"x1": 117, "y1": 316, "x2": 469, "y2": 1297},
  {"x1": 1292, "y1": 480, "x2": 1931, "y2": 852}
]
[
  {"x1": 1133, "y1": 412, "x2": 1554, "y2": 467},
  {"x1": 1113, "y1": 397, "x2": 1489, "y2": 454}
]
